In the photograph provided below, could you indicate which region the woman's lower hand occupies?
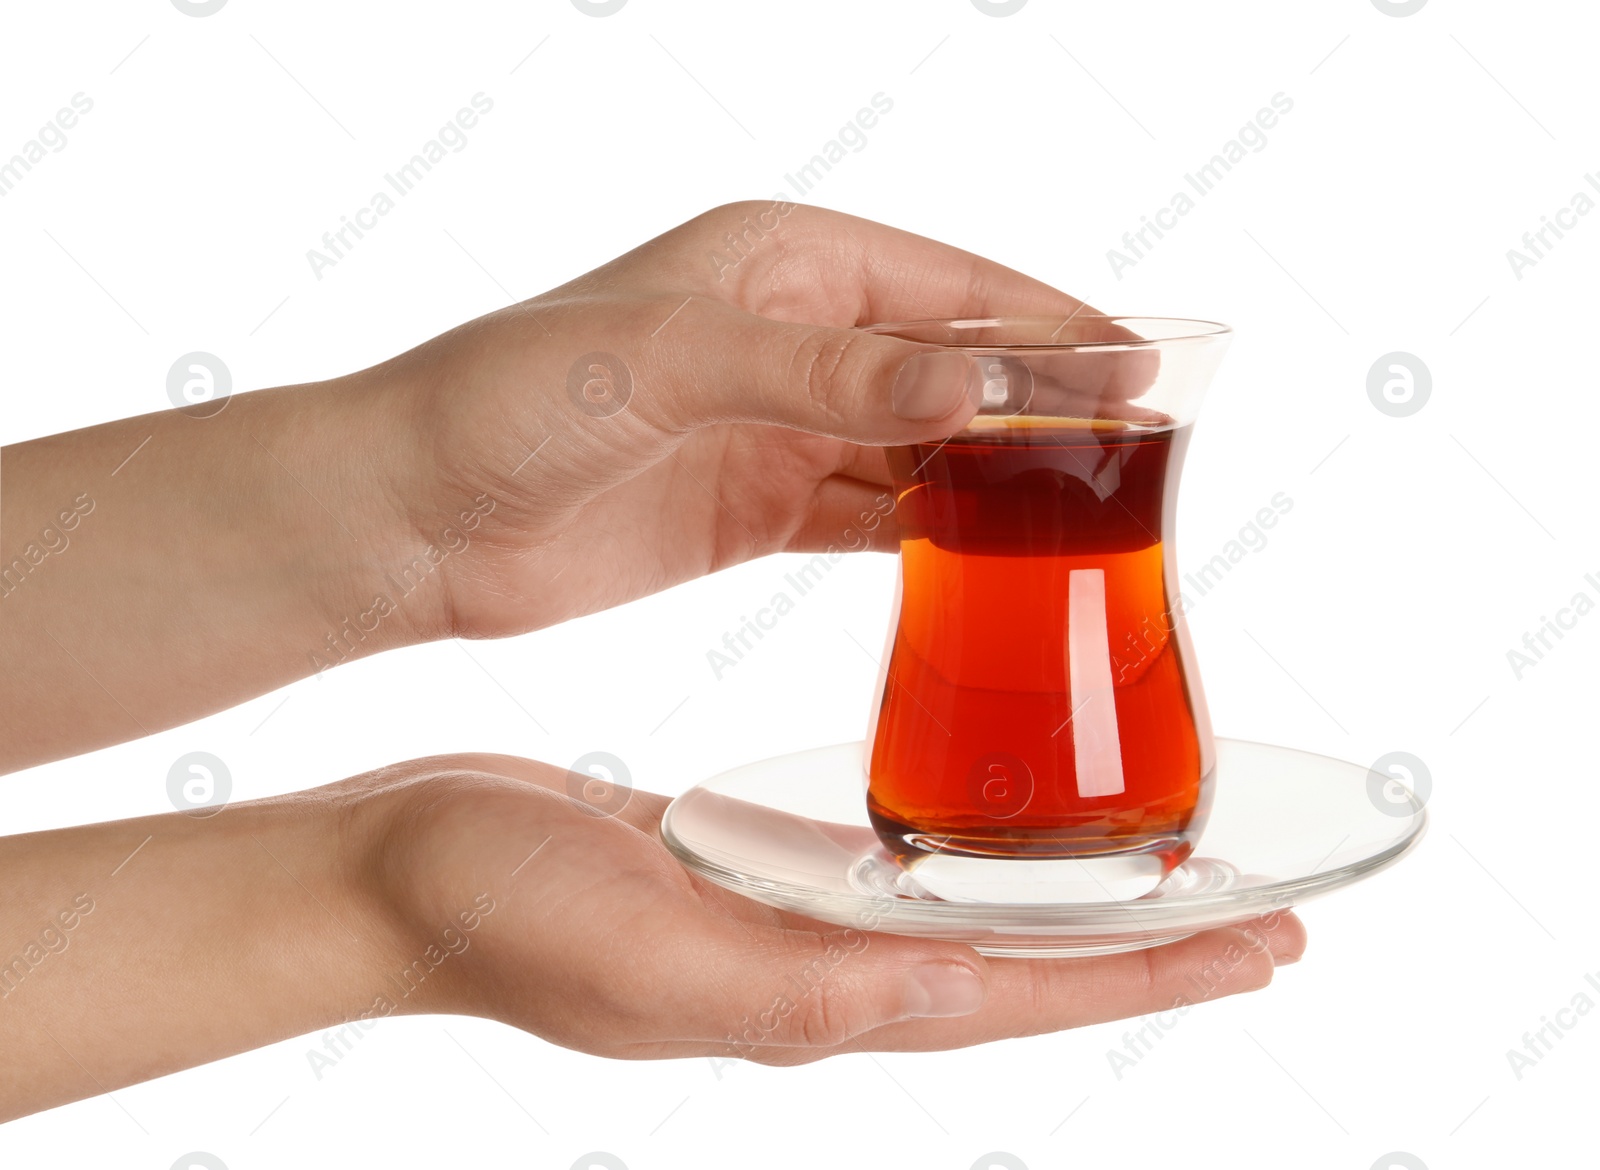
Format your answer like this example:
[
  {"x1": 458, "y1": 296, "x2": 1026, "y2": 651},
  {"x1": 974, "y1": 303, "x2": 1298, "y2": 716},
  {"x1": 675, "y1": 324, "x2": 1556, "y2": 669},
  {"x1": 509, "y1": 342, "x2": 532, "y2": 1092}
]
[{"x1": 363, "y1": 755, "x2": 1305, "y2": 1061}]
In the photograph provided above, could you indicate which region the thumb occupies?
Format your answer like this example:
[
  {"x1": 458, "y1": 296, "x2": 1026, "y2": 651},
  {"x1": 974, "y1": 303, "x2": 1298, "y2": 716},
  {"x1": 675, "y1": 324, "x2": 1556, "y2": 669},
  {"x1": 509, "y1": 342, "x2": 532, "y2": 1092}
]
[
  {"x1": 691, "y1": 925, "x2": 989, "y2": 1051},
  {"x1": 643, "y1": 300, "x2": 981, "y2": 444}
]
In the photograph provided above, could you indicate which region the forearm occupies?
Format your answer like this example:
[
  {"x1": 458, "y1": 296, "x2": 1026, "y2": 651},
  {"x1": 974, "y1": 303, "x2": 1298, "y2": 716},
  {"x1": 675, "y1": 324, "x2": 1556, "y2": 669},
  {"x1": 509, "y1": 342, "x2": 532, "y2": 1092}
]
[
  {"x1": 0, "y1": 375, "x2": 436, "y2": 773},
  {"x1": 0, "y1": 778, "x2": 411, "y2": 1121}
]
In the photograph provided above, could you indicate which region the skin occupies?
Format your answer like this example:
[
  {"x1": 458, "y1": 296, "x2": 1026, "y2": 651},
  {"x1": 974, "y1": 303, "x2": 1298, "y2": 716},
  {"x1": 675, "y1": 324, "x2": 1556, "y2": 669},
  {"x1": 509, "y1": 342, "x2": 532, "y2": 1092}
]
[{"x1": 0, "y1": 202, "x2": 1304, "y2": 1121}]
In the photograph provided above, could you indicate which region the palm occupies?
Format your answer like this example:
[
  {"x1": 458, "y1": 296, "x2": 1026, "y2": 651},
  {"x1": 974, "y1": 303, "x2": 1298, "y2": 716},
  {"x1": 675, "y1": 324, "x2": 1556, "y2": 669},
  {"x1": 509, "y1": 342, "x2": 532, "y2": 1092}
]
[{"x1": 449, "y1": 415, "x2": 889, "y2": 638}]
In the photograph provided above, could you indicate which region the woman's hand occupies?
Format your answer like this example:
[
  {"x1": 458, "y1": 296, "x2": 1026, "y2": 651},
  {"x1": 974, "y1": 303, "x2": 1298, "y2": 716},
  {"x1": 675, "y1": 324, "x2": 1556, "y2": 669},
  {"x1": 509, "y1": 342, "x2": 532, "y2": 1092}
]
[
  {"x1": 0, "y1": 753, "x2": 1302, "y2": 1119},
  {"x1": 368, "y1": 201, "x2": 1099, "y2": 639},
  {"x1": 0, "y1": 202, "x2": 1110, "y2": 770},
  {"x1": 363, "y1": 755, "x2": 1304, "y2": 1062}
]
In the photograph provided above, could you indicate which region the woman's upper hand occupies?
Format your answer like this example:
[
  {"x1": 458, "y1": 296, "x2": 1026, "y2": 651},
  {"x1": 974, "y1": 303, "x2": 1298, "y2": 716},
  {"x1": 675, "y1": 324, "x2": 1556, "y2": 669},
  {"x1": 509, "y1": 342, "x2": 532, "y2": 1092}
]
[
  {"x1": 0, "y1": 203, "x2": 1105, "y2": 771},
  {"x1": 367, "y1": 202, "x2": 1098, "y2": 640},
  {"x1": 364, "y1": 755, "x2": 1305, "y2": 1063}
]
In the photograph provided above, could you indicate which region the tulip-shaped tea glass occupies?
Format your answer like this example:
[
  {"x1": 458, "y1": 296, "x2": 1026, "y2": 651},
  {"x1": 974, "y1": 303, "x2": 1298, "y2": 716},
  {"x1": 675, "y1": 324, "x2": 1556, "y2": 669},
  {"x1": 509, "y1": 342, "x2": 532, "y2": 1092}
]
[
  {"x1": 862, "y1": 316, "x2": 1232, "y2": 894},
  {"x1": 661, "y1": 313, "x2": 1425, "y2": 944}
]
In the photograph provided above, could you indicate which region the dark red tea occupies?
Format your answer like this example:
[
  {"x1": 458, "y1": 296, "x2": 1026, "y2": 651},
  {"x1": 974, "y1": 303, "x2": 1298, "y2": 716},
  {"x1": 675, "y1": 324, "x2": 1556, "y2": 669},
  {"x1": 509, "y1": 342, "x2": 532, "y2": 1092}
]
[{"x1": 867, "y1": 417, "x2": 1213, "y2": 863}]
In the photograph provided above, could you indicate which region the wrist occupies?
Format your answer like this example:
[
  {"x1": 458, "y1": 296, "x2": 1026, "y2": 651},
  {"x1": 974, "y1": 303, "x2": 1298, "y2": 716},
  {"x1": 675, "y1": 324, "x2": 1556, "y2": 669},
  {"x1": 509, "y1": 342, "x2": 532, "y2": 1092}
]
[
  {"x1": 340, "y1": 766, "x2": 501, "y2": 1022},
  {"x1": 0, "y1": 782, "x2": 406, "y2": 1118},
  {"x1": 0, "y1": 377, "x2": 441, "y2": 771},
  {"x1": 264, "y1": 371, "x2": 454, "y2": 659}
]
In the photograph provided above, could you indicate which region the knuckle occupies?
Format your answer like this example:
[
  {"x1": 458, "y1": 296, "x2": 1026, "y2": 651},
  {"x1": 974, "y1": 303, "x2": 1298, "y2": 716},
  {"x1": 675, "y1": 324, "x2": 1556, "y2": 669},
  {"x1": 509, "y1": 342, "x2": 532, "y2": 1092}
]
[
  {"x1": 1023, "y1": 963, "x2": 1063, "y2": 1021},
  {"x1": 635, "y1": 297, "x2": 715, "y2": 428},
  {"x1": 1050, "y1": 941, "x2": 1161, "y2": 1017},
  {"x1": 1135, "y1": 942, "x2": 1164, "y2": 998},
  {"x1": 748, "y1": 1049, "x2": 819, "y2": 1069},
  {"x1": 706, "y1": 199, "x2": 773, "y2": 226},
  {"x1": 781, "y1": 980, "x2": 858, "y2": 1048},
  {"x1": 749, "y1": 1046, "x2": 824, "y2": 1068},
  {"x1": 795, "y1": 329, "x2": 874, "y2": 431}
]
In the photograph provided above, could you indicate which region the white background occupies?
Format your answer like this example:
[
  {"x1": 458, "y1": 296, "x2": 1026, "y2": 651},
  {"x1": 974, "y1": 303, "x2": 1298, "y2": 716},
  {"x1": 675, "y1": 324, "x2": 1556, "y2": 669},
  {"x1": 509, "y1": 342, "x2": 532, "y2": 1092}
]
[{"x1": 2, "y1": 1, "x2": 1595, "y2": 1167}]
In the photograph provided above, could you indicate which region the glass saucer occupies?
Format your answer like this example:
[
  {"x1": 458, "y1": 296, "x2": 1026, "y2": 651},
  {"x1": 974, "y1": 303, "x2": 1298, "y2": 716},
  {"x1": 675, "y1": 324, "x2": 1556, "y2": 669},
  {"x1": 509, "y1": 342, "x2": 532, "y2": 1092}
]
[{"x1": 660, "y1": 739, "x2": 1426, "y2": 957}]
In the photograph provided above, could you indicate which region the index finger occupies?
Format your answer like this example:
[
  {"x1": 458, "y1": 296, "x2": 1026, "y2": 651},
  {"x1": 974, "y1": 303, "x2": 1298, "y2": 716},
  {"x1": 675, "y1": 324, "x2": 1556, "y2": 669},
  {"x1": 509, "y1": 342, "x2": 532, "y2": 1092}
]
[
  {"x1": 615, "y1": 201, "x2": 1097, "y2": 328},
  {"x1": 833, "y1": 913, "x2": 1307, "y2": 1054},
  {"x1": 653, "y1": 204, "x2": 1164, "y2": 416}
]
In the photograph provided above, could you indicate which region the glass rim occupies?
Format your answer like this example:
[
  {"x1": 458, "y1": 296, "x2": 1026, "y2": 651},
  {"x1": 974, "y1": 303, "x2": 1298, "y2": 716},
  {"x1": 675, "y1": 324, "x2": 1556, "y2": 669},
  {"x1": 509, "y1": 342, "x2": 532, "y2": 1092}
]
[{"x1": 861, "y1": 314, "x2": 1233, "y2": 351}]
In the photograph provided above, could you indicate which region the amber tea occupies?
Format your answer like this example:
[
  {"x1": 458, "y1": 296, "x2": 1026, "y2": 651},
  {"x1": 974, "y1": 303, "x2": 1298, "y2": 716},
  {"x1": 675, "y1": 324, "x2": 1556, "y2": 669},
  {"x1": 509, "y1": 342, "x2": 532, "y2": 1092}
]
[{"x1": 867, "y1": 416, "x2": 1214, "y2": 868}]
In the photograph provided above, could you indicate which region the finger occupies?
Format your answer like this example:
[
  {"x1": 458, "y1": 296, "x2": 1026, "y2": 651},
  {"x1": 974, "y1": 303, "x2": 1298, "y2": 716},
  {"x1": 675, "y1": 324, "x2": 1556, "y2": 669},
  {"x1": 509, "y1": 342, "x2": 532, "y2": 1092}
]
[
  {"x1": 651, "y1": 919, "x2": 991, "y2": 1051},
  {"x1": 640, "y1": 202, "x2": 1092, "y2": 328},
  {"x1": 804, "y1": 914, "x2": 1306, "y2": 1055},
  {"x1": 783, "y1": 476, "x2": 900, "y2": 555},
  {"x1": 620, "y1": 299, "x2": 1157, "y2": 450},
  {"x1": 601, "y1": 915, "x2": 1299, "y2": 1062},
  {"x1": 615, "y1": 296, "x2": 982, "y2": 445},
  {"x1": 547, "y1": 203, "x2": 1165, "y2": 448},
  {"x1": 612, "y1": 914, "x2": 1304, "y2": 1065},
  {"x1": 834, "y1": 441, "x2": 891, "y2": 486}
]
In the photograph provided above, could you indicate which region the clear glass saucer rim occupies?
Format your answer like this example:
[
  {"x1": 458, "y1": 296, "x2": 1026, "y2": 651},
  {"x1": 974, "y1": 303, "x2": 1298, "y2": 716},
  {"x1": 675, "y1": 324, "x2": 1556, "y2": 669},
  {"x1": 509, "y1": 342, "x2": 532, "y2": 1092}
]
[{"x1": 660, "y1": 737, "x2": 1428, "y2": 929}]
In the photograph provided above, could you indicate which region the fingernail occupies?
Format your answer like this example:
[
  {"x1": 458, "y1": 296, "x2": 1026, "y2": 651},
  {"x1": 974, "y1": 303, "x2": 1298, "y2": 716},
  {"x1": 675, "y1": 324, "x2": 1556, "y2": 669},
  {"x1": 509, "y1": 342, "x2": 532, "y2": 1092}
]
[
  {"x1": 902, "y1": 962, "x2": 986, "y2": 1019},
  {"x1": 1271, "y1": 933, "x2": 1304, "y2": 967},
  {"x1": 892, "y1": 351, "x2": 973, "y2": 421}
]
